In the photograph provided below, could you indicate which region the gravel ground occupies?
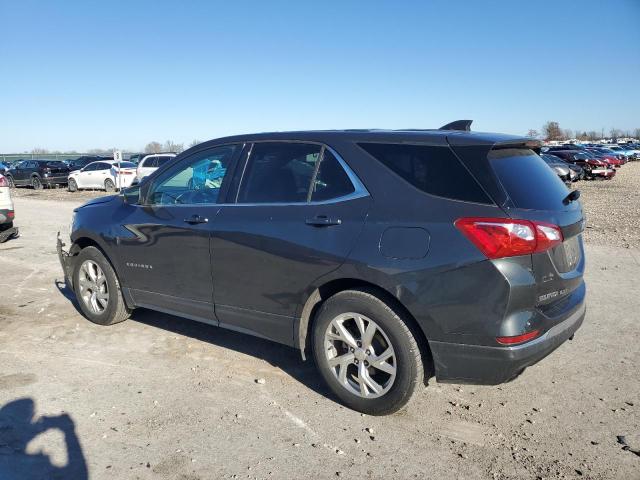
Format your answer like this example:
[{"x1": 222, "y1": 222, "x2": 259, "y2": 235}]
[
  {"x1": 10, "y1": 185, "x2": 111, "y2": 203},
  {"x1": 578, "y1": 162, "x2": 640, "y2": 248},
  {"x1": 1, "y1": 163, "x2": 639, "y2": 479}
]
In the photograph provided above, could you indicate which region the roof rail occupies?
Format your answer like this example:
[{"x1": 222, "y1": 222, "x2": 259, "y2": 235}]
[{"x1": 439, "y1": 120, "x2": 473, "y2": 131}]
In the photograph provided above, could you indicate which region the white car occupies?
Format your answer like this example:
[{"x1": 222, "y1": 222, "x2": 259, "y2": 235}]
[
  {"x1": 68, "y1": 160, "x2": 137, "y2": 192},
  {"x1": 0, "y1": 174, "x2": 18, "y2": 242},
  {"x1": 135, "y1": 153, "x2": 176, "y2": 181}
]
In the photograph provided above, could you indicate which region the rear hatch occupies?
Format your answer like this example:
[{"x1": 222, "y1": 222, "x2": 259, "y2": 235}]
[
  {"x1": 45, "y1": 161, "x2": 70, "y2": 175},
  {"x1": 451, "y1": 140, "x2": 585, "y2": 317}
]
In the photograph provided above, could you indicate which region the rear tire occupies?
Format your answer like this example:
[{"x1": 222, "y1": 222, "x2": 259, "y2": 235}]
[
  {"x1": 312, "y1": 289, "x2": 424, "y2": 415},
  {"x1": 68, "y1": 178, "x2": 78, "y2": 192},
  {"x1": 6, "y1": 176, "x2": 15, "y2": 188},
  {"x1": 73, "y1": 246, "x2": 131, "y2": 326},
  {"x1": 104, "y1": 178, "x2": 115, "y2": 192},
  {"x1": 31, "y1": 176, "x2": 43, "y2": 190}
]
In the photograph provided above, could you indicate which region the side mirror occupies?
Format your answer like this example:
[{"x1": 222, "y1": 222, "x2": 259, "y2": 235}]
[{"x1": 121, "y1": 185, "x2": 141, "y2": 205}]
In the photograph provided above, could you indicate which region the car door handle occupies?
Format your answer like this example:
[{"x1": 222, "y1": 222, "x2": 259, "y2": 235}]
[
  {"x1": 305, "y1": 215, "x2": 342, "y2": 227},
  {"x1": 184, "y1": 214, "x2": 208, "y2": 224}
]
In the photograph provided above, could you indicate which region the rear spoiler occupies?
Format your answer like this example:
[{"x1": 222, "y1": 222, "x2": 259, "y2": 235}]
[{"x1": 439, "y1": 120, "x2": 473, "y2": 131}]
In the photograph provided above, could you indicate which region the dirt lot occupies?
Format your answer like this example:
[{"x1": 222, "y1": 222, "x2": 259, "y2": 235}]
[{"x1": 1, "y1": 165, "x2": 639, "y2": 479}]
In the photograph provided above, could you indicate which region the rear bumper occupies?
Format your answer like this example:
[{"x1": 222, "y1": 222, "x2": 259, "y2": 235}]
[
  {"x1": 591, "y1": 168, "x2": 615, "y2": 178},
  {"x1": 0, "y1": 209, "x2": 13, "y2": 224},
  {"x1": 42, "y1": 175, "x2": 68, "y2": 185},
  {"x1": 430, "y1": 301, "x2": 586, "y2": 385}
]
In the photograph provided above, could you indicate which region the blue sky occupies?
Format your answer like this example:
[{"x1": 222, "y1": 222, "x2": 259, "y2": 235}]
[{"x1": 1, "y1": 0, "x2": 639, "y2": 152}]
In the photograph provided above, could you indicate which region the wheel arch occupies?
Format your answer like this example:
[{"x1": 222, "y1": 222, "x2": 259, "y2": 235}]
[
  {"x1": 296, "y1": 278, "x2": 434, "y2": 381},
  {"x1": 69, "y1": 235, "x2": 134, "y2": 309}
]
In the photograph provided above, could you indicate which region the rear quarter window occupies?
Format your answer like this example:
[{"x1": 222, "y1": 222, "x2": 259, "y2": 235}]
[
  {"x1": 489, "y1": 148, "x2": 570, "y2": 211},
  {"x1": 358, "y1": 143, "x2": 492, "y2": 204}
]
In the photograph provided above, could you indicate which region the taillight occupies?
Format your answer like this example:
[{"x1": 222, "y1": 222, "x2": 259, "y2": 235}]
[
  {"x1": 7, "y1": 211, "x2": 14, "y2": 219},
  {"x1": 455, "y1": 217, "x2": 563, "y2": 259},
  {"x1": 496, "y1": 329, "x2": 541, "y2": 345},
  {"x1": 0, "y1": 176, "x2": 8, "y2": 187}
]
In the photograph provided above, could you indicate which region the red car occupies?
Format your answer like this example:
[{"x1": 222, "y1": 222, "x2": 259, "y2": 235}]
[
  {"x1": 551, "y1": 150, "x2": 615, "y2": 179},
  {"x1": 586, "y1": 148, "x2": 624, "y2": 168}
]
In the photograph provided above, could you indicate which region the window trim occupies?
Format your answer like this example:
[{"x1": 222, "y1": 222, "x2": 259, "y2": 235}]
[{"x1": 230, "y1": 140, "x2": 368, "y2": 207}]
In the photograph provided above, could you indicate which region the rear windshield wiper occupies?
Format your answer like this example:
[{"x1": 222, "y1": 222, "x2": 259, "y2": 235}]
[{"x1": 563, "y1": 189, "x2": 580, "y2": 205}]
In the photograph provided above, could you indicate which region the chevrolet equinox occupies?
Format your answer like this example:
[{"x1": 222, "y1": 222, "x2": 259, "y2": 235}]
[{"x1": 58, "y1": 121, "x2": 586, "y2": 415}]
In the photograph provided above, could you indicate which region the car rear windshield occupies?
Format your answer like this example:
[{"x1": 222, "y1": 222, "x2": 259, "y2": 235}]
[
  {"x1": 115, "y1": 161, "x2": 136, "y2": 168},
  {"x1": 488, "y1": 148, "x2": 570, "y2": 211},
  {"x1": 358, "y1": 143, "x2": 492, "y2": 204},
  {"x1": 46, "y1": 161, "x2": 66, "y2": 167}
]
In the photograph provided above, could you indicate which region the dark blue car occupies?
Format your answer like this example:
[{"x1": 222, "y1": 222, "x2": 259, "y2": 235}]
[{"x1": 58, "y1": 121, "x2": 586, "y2": 414}]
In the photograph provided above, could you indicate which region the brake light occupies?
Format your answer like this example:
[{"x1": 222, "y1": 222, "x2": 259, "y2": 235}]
[
  {"x1": 455, "y1": 217, "x2": 563, "y2": 259},
  {"x1": 496, "y1": 329, "x2": 541, "y2": 345},
  {"x1": 0, "y1": 176, "x2": 7, "y2": 187},
  {"x1": 7, "y1": 211, "x2": 14, "y2": 219}
]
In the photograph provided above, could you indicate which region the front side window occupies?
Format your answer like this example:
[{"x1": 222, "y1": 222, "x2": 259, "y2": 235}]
[
  {"x1": 238, "y1": 143, "x2": 321, "y2": 203},
  {"x1": 141, "y1": 157, "x2": 155, "y2": 168},
  {"x1": 149, "y1": 145, "x2": 238, "y2": 205}
]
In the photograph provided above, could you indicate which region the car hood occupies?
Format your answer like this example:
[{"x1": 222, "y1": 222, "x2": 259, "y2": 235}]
[{"x1": 76, "y1": 195, "x2": 117, "y2": 209}]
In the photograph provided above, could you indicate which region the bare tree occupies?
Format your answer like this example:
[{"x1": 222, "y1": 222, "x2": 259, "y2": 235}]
[
  {"x1": 189, "y1": 139, "x2": 202, "y2": 148},
  {"x1": 634, "y1": 128, "x2": 640, "y2": 139},
  {"x1": 527, "y1": 129, "x2": 539, "y2": 138},
  {"x1": 609, "y1": 128, "x2": 620, "y2": 139},
  {"x1": 542, "y1": 121, "x2": 563, "y2": 141},
  {"x1": 145, "y1": 141, "x2": 163, "y2": 154},
  {"x1": 562, "y1": 129, "x2": 573, "y2": 140},
  {"x1": 163, "y1": 140, "x2": 184, "y2": 153},
  {"x1": 587, "y1": 131, "x2": 599, "y2": 141},
  {"x1": 31, "y1": 148, "x2": 49, "y2": 154}
]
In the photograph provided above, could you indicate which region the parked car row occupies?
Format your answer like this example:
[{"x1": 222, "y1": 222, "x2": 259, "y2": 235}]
[
  {"x1": 1, "y1": 152, "x2": 177, "y2": 192},
  {"x1": 539, "y1": 141, "x2": 639, "y2": 182}
]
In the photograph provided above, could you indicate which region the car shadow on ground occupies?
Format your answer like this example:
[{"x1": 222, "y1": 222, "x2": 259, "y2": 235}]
[
  {"x1": 54, "y1": 280, "x2": 336, "y2": 403},
  {"x1": 0, "y1": 397, "x2": 88, "y2": 479},
  {"x1": 130, "y1": 308, "x2": 336, "y2": 401}
]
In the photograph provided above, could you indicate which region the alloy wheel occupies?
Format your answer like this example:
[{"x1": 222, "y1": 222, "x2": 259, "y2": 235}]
[
  {"x1": 324, "y1": 312, "x2": 397, "y2": 399},
  {"x1": 78, "y1": 260, "x2": 109, "y2": 314}
]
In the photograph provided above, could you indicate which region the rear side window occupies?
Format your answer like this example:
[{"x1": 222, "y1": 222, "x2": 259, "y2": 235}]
[
  {"x1": 238, "y1": 143, "x2": 321, "y2": 203},
  {"x1": 489, "y1": 149, "x2": 569, "y2": 211},
  {"x1": 310, "y1": 150, "x2": 355, "y2": 202},
  {"x1": 358, "y1": 143, "x2": 491, "y2": 204}
]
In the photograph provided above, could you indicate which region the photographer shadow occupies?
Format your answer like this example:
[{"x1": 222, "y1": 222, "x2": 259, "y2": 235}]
[{"x1": 0, "y1": 398, "x2": 87, "y2": 480}]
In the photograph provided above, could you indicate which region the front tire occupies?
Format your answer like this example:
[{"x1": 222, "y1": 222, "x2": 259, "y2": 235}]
[
  {"x1": 312, "y1": 289, "x2": 424, "y2": 415},
  {"x1": 31, "y1": 176, "x2": 43, "y2": 190},
  {"x1": 6, "y1": 176, "x2": 15, "y2": 188},
  {"x1": 73, "y1": 246, "x2": 131, "y2": 326},
  {"x1": 68, "y1": 178, "x2": 78, "y2": 192},
  {"x1": 104, "y1": 178, "x2": 116, "y2": 192}
]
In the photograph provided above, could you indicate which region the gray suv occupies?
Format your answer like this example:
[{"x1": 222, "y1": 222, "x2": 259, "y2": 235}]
[{"x1": 58, "y1": 121, "x2": 586, "y2": 415}]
